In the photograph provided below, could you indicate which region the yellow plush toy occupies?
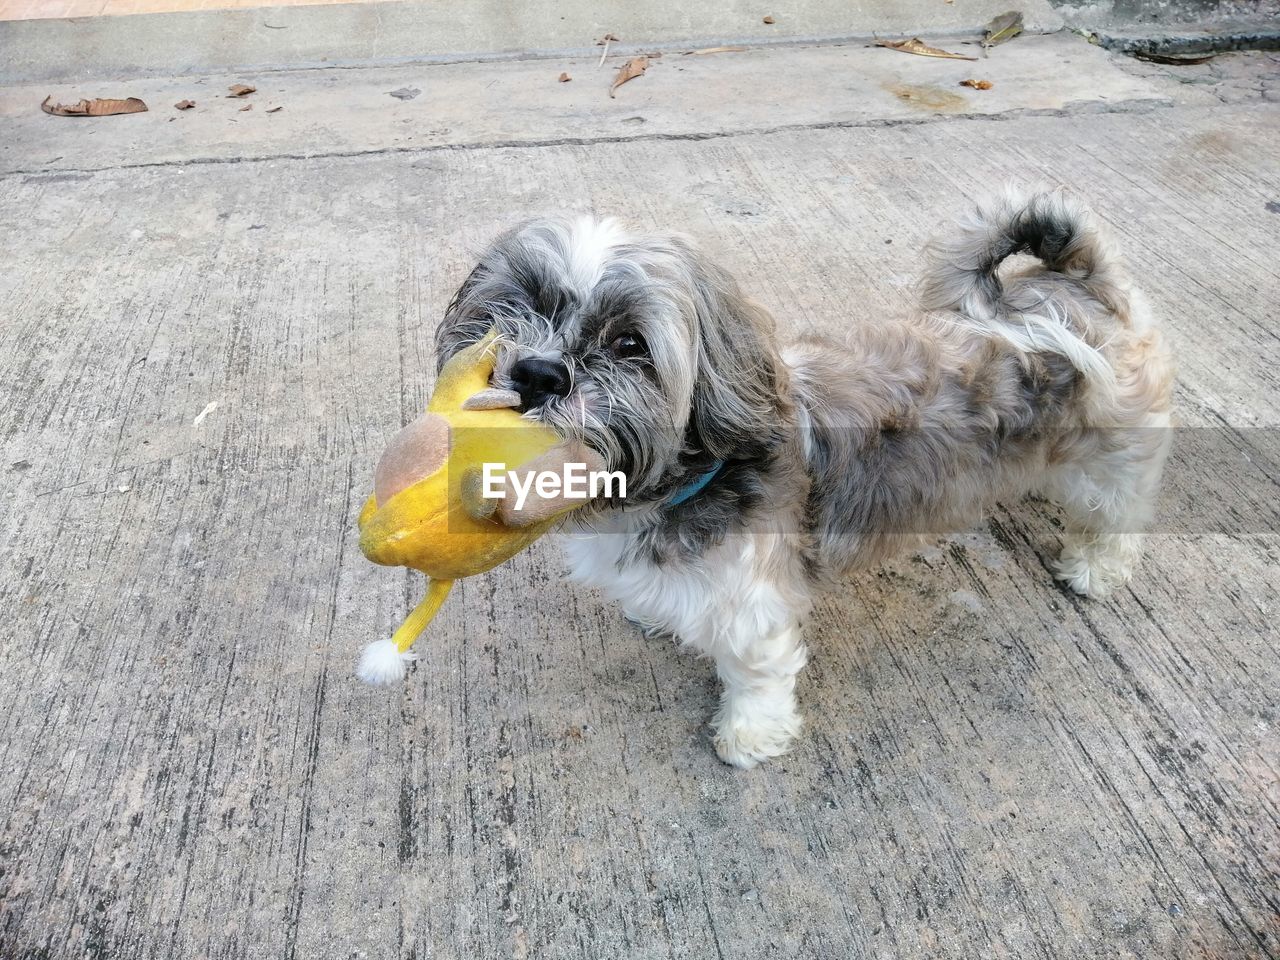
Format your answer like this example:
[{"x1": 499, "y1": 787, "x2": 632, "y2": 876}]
[{"x1": 357, "y1": 332, "x2": 604, "y2": 684}]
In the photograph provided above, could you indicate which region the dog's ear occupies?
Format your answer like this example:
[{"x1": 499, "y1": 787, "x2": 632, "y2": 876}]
[
  {"x1": 679, "y1": 244, "x2": 789, "y2": 462},
  {"x1": 435, "y1": 262, "x2": 494, "y2": 373}
]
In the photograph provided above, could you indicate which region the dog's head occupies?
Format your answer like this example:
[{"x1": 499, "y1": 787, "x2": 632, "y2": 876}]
[{"x1": 435, "y1": 216, "x2": 787, "y2": 506}]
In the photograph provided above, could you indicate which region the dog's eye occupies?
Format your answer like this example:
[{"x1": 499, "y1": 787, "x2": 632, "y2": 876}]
[{"x1": 608, "y1": 332, "x2": 646, "y2": 359}]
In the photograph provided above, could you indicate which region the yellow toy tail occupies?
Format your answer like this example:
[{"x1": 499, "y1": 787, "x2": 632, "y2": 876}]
[
  {"x1": 357, "y1": 578, "x2": 454, "y2": 685},
  {"x1": 391, "y1": 578, "x2": 454, "y2": 653}
]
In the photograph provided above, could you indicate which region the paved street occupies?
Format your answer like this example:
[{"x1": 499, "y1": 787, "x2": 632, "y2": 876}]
[{"x1": 1, "y1": 11, "x2": 1278, "y2": 959}]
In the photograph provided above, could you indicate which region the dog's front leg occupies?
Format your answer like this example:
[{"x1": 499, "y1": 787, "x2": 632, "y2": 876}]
[{"x1": 710, "y1": 623, "x2": 808, "y2": 769}]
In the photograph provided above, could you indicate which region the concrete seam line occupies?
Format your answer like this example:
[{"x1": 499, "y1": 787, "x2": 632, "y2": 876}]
[{"x1": 0, "y1": 97, "x2": 1175, "y2": 181}]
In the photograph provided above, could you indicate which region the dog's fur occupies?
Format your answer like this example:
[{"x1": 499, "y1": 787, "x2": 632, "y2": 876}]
[{"x1": 435, "y1": 188, "x2": 1173, "y2": 768}]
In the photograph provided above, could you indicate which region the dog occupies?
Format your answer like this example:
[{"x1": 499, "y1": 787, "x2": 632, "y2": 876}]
[{"x1": 433, "y1": 188, "x2": 1173, "y2": 768}]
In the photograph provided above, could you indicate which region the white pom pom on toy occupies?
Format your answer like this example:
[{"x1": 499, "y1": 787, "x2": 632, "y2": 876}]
[{"x1": 357, "y1": 638, "x2": 417, "y2": 685}]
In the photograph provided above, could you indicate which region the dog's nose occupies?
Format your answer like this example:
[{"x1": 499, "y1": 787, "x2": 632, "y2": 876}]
[{"x1": 509, "y1": 357, "x2": 571, "y2": 410}]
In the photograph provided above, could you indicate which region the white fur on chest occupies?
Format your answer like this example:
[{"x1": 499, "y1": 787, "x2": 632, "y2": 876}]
[{"x1": 560, "y1": 520, "x2": 804, "y2": 659}]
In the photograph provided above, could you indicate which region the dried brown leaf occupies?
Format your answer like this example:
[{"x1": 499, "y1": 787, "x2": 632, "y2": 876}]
[
  {"x1": 559, "y1": 72, "x2": 572, "y2": 82},
  {"x1": 686, "y1": 45, "x2": 748, "y2": 55},
  {"x1": 875, "y1": 37, "x2": 978, "y2": 61},
  {"x1": 609, "y1": 56, "x2": 649, "y2": 98},
  {"x1": 227, "y1": 84, "x2": 256, "y2": 98},
  {"x1": 174, "y1": 99, "x2": 196, "y2": 110},
  {"x1": 41, "y1": 95, "x2": 148, "y2": 117},
  {"x1": 762, "y1": 15, "x2": 775, "y2": 23},
  {"x1": 959, "y1": 78, "x2": 993, "y2": 89},
  {"x1": 982, "y1": 11, "x2": 1023, "y2": 50},
  {"x1": 1134, "y1": 51, "x2": 1214, "y2": 64}
]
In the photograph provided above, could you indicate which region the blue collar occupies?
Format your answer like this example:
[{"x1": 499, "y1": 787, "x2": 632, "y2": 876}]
[{"x1": 668, "y1": 462, "x2": 723, "y2": 506}]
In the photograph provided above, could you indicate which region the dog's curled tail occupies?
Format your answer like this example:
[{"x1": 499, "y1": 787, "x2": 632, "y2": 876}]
[
  {"x1": 921, "y1": 186, "x2": 1125, "y2": 386},
  {"x1": 921, "y1": 187, "x2": 1119, "y2": 320}
]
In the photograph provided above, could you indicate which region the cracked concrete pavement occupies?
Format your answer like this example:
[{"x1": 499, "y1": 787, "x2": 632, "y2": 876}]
[{"x1": 1, "y1": 13, "x2": 1279, "y2": 960}]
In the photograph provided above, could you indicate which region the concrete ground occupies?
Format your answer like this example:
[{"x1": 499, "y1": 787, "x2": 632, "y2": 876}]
[
  {"x1": 1, "y1": 7, "x2": 1279, "y2": 959},
  {"x1": 1, "y1": 0, "x2": 1068, "y2": 84}
]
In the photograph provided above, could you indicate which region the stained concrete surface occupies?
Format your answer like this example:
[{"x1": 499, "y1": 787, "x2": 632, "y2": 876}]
[
  {"x1": 0, "y1": 34, "x2": 1169, "y2": 175},
  {"x1": 1, "y1": 29, "x2": 1279, "y2": 960},
  {"x1": 0, "y1": 0, "x2": 1066, "y2": 85}
]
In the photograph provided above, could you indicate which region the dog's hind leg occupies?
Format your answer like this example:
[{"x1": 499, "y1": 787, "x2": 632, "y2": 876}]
[
  {"x1": 1049, "y1": 414, "x2": 1171, "y2": 599},
  {"x1": 1050, "y1": 316, "x2": 1173, "y2": 599}
]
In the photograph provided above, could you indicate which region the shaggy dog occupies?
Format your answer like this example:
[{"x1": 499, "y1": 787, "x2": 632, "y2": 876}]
[{"x1": 434, "y1": 188, "x2": 1173, "y2": 768}]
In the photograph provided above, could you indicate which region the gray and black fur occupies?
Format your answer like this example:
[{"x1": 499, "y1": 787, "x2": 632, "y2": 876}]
[
  {"x1": 436, "y1": 219, "x2": 794, "y2": 562},
  {"x1": 433, "y1": 187, "x2": 1170, "y2": 582},
  {"x1": 431, "y1": 187, "x2": 1172, "y2": 768}
]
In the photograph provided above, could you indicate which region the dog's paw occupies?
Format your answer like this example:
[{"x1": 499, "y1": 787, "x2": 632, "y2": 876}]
[
  {"x1": 1054, "y1": 533, "x2": 1142, "y2": 599},
  {"x1": 711, "y1": 705, "x2": 803, "y2": 769}
]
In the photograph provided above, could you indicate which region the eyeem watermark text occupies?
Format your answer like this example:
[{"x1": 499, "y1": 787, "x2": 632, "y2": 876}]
[{"x1": 482, "y1": 462, "x2": 626, "y2": 510}]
